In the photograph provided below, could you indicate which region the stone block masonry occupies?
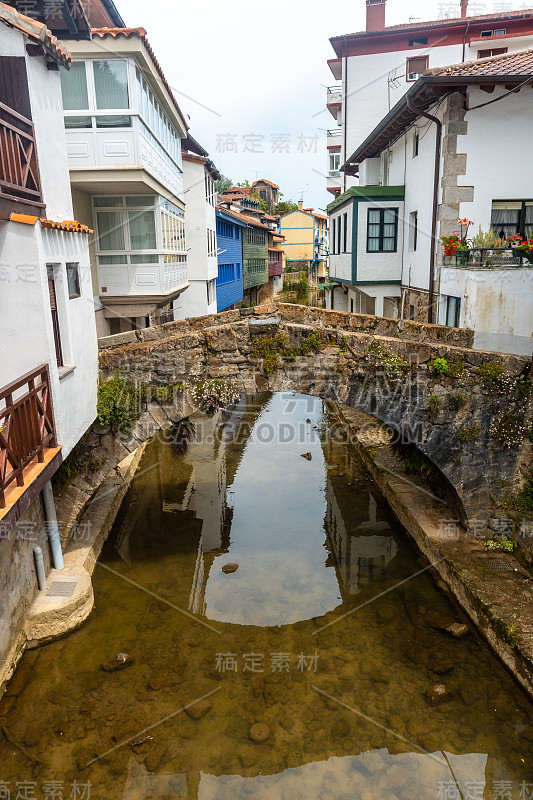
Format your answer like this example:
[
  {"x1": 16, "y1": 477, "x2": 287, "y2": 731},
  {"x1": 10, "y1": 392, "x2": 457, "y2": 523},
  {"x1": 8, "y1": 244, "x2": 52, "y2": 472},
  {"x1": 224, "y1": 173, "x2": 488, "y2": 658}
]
[{"x1": 98, "y1": 302, "x2": 531, "y2": 531}]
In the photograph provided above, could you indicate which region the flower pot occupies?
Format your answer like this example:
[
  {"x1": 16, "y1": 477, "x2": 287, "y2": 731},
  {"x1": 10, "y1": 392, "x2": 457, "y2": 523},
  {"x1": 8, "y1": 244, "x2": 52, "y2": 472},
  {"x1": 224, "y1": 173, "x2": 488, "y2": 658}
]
[{"x1": 513, "y1": 248, "x2": 533, "y2": 264}]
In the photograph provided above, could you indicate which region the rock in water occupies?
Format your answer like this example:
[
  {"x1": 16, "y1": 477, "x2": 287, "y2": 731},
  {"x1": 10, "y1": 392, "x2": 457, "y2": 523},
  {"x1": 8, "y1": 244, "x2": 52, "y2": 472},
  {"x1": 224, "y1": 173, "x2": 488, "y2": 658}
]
[
  {"x1": 222, "y1": 563, "x2": 239, "y2": 574},
  {"x1": 101, "y1": 653, "x2": 134, "y2": 672},
  {"x1": 185, "y1": 700, "x2": 212, "y2": 720},
  {"x1": 249, "y1": 723, "x2": 271, "y2": 743},
  {"x1": 300, "y1": 452, "x2": 312, "y2": 461},
  {"x1": 426, "y1": 684, "x2": 454, "y2": 706},
  {"x1": 445, "y1": 623, "x2": 469, "y2": 639}
]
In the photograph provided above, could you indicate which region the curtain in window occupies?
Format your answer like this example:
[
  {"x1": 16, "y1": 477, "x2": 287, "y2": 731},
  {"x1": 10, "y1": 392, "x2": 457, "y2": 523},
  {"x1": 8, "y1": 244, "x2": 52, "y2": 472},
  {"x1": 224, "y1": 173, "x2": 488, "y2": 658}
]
[
  {"x1": 383, "y1": 210, "x2": 397, "y2": 251},
  {"x1": 490, "y1": 206, "x2": 520, "y2": 238},
  {"x1": 367, "y1": 209, "x2": 381, "y2": 251},
  {"x1": 97, "y1": 211, "x2": 125, "y2": 251},
  {"x1": 525, "y1": 205, "x2": 533, "y2": 239},
  {"x1": 93, "y1": 60, "x2": 129, "y2": 110},
  {"x1": 60, "y1": 61, "x2": 89, "y2": 110},
  {"x1": 128, "y1": 210, "x2": 157, "y2": 250}
]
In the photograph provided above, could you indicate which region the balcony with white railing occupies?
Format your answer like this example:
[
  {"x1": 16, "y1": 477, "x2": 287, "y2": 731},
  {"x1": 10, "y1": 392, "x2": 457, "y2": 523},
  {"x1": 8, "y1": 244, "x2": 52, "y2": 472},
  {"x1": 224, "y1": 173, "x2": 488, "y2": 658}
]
[{"x1": 327, "y1": 86, "x2": 343, "y2": 120}]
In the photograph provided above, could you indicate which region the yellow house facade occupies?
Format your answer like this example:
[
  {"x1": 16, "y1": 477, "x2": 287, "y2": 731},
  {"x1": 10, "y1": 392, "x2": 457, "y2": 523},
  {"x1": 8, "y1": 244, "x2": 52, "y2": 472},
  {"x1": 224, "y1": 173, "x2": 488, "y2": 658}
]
[{"x1": 279, "y1": 202, "x2": 329, "y2": 283}]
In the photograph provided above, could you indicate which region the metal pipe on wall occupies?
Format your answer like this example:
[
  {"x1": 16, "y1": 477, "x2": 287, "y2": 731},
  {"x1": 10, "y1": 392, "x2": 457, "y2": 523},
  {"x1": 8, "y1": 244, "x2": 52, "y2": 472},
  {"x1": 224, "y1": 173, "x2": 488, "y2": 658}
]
[
  {"x1": 33, "y1": 546, "x2": 46, "y2": 592},
  {"x1": 406, "y1": 95, "x2": 442, "y2": 324},
  {"x1": 42, "y1": 480, "x2": 64, "y2": 571}
]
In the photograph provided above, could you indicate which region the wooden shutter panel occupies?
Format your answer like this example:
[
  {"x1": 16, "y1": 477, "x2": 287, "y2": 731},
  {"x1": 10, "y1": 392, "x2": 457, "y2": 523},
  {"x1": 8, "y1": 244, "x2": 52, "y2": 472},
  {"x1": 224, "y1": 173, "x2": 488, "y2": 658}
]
[{"x1": 0, "y1": 56, "x2": 32, "y2": 120}]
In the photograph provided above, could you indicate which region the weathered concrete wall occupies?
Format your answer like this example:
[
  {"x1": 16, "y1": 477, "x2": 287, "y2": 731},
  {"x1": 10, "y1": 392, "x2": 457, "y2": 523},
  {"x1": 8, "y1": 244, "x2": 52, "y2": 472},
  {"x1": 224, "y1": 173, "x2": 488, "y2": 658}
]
[
  {"x1": 98, "y1": 303, "x2": 531, "y2": 528},
  {"x1": 0, "y1": 497, "x2": 49, "y2": 691}
]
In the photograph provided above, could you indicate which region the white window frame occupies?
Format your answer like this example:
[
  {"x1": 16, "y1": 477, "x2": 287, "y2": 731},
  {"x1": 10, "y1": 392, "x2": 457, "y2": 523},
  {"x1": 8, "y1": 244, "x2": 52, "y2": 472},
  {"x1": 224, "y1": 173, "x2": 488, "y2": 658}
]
[{"x1": 93, "y1": 195, "x2": 186, "y2": 268}]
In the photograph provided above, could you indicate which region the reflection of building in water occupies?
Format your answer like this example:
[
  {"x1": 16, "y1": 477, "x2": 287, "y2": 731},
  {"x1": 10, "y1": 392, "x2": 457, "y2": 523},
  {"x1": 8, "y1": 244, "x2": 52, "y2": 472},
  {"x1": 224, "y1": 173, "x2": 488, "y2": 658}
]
[
  {"x1": 146, "y1": 394, "x2": 265, "y2": 616},
  {"x1": 323, "y1": 437, "x2": 397, "y2": 599}
]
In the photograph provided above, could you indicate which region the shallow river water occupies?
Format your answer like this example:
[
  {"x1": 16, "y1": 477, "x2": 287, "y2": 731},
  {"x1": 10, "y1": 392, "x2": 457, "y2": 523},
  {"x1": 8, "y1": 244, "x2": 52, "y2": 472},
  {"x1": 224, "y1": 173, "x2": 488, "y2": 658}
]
[{"x1": 1, "y1": 392, "x2": 533, "y2": 799}]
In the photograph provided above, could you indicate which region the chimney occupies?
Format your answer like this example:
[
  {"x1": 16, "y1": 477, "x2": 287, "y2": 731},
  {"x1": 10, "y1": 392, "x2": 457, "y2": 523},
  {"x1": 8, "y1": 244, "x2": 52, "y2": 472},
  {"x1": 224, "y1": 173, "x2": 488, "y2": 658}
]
[
  {"x1": 298, "y1": 200, "x2": 303, "y2": 210},
  {"x1": 366, "y1": 0, "x2": 386, "y2": 32},
  {"x1": 461, "y1": 0, "x2": 468, "y2": 18}
]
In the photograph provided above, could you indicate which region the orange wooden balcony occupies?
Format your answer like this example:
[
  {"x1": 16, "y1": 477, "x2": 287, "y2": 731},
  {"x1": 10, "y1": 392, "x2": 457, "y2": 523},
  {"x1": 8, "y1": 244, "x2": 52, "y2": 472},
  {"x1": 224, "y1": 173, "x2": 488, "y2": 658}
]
[{"x1": 0, "y1": 365, "x2": 62, "y2": 528}]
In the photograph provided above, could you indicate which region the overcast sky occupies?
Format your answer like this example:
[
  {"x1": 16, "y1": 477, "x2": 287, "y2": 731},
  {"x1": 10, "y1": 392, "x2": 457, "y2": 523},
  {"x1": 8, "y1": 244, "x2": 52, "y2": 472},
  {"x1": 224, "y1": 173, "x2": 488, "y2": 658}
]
[{"x1": 120, "y1": 0, "x2": 520, "y2": 209}]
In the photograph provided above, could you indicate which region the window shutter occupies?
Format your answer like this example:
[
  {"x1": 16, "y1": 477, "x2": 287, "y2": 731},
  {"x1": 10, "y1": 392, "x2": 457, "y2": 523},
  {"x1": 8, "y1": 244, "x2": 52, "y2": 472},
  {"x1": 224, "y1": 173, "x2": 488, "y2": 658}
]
[
  {"x1": 0, "y1": 56, "x2": 32, "y2": 120},
  {"x1": 407, "y1": 57, "x2": 428, "y2": 76}
]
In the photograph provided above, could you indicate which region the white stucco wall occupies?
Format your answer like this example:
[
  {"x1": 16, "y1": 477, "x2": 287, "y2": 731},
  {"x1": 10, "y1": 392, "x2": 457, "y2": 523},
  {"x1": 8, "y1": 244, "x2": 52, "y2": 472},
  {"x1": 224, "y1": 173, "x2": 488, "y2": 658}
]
[
  {"x1": 458, "y1": 87, "x2": 533, "y2": 231},
  {"x1": 0, "y1": 27, "x2": 98, "y2": 456},
  {"x1": 439, "y1": 266, "x2": 533, "y2": 356},
  {"x1": 183, "y1": 158, "x2": 213, "y2": 280},
  {"x1": 0, "y1": 223, "x2": 98, "y2": 456},
  {"x1": 173, "y1": 279, "x2": 217, "y2": 319}
]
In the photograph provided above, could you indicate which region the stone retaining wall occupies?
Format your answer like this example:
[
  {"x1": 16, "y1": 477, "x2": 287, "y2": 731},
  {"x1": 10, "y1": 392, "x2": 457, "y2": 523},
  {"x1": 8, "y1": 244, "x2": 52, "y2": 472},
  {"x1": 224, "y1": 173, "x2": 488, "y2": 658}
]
[{"x1": 97, "y1": 303, "x2": 530, "y2": 527}]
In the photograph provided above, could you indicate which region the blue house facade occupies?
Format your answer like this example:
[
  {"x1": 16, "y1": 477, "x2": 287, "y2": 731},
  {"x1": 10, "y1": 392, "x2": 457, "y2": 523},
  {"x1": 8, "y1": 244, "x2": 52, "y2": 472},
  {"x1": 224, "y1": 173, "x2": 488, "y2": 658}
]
[{"x1": 215, "y1": 208, "x2": 246, "y2": 311}]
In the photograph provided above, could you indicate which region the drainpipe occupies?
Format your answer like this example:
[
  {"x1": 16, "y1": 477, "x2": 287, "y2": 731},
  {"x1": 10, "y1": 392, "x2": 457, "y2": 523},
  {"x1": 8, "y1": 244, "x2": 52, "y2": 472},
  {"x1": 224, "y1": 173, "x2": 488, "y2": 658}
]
[
  {"x1": 462, "y1": 20, "x2": 471, "y2": 63},
  {"x1": 406, "y1": 94, "x2": 442, "y2": 324},
  {"x1": 343, "y1": 35, "x2": 348, "y2": 192},
  {"x1": 33, "y1": 546, "x2": 46, "y2": 592},
  {"x1": 42, "y1": 480, "x2": 64, "y2": 570}
]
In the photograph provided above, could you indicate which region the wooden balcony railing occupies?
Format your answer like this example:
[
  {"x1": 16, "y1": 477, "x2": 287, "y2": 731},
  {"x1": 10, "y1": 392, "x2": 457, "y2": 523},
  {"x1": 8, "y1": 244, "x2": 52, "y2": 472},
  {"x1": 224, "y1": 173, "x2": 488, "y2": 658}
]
[
  {"x1": 0, "y1": 100, "x2": 44, "y2": 216},
  {"x1": 0, "y1": 365, "x2": 57, "y2": 509}
]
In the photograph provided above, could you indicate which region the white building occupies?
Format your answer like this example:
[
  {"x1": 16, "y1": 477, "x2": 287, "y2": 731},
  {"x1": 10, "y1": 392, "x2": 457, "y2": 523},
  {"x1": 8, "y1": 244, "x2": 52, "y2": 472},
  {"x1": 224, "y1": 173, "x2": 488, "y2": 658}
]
[
  {"x1": 328, "y1": 49, "x2": 533, "y2": 356},
  {"x1": 0, "y1": 4, "x2": 98, "y2": 464},
  {"x1": 173, "y1": 135, "x2": 220, "y2": 320},
  {"x1": 326, "y1": 0, "x2": 533, "y2": 198},
  {"x1": 0, "y1": 3, "x2": 99, "y2": 687},
  {"x1": 58, "y1": 24, "x2": 189, "y2": 335}
]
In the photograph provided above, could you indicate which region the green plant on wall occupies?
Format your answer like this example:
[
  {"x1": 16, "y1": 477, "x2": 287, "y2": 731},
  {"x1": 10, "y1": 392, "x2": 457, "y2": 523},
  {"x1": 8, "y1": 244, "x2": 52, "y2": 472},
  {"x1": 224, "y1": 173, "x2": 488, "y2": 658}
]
[
  {"x1": 484, "y1": 535, "x2": 514, "y2": 553},
  {"x1": 457, "y1": 423, "x2": 482, "y2": 443},
  {"x1": 433, "y1": 358, "x2": 449, "y2": 376},
  {"x1": 97, "y1": 376, "x2": 141, "y2": 433},
  {"x1": 425, "y1": 396, "x2": 441, "y2": 423}
]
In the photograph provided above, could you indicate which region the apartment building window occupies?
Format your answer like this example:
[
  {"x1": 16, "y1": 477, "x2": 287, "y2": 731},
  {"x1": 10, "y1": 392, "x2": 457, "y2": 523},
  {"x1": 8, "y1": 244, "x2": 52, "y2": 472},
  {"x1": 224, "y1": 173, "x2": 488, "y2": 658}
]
[
  {"x1": 444, "y1": 296, "x2": 461, "y2": 328},
  {"x1": 413, "y1": 133, "x2": 419, "y2": 157},
  {"x1": 491, "y1": 201, "x2": 533, "y2": 239},
  {"x1": 367, "y1": 208, "x2": 398, "y2": 252},
  {"x1": 207, "y1": 229, "x2": 217, "y2": 257},
  {"x1": 331, "y1": 218, "x2": 336, "y2": 254},
  {"x1": 216, "y1": 219, "x2": 234, "y2": 238},
  {"x1": 94, "y1": 195, "x2": 185, "y2": 267},
  {"x1": 248, "y1": 259, "x2": 266, "y2": 273},
  {"x1": 329, "y1": 153, "x2": 340, "y2": 173},
  {"x1": 409, "y1": 211, "x2": 418, "y2": 251},
  {"x1": 217, "y1": 264, "x2": 237, "y2": 285},
  {"x1": 247, "y1": 228, "x2": 266, "y2": 246},
  {"x1": 478, "y1": 47, "x2": 507, "y2": 58},
  {"x1": 343, "y1": 213, "x2": 348, "y2": 252},
  {"x1": 47, "y1": 266, "x2": 63, "y2": 367},
  {"x1": 66, "y1": 263, "x2": 81, "y2": 299},
  {"x1": 60, "y1": 59, "x2": 131, "y2": 129},
  {"x1": 406, "y1": 56, "x2": 429, "y2": 81},
  {"x1": 207, "y1": 279, "x2": 216, "y2": 305},
  {"x1": 136, "y1": 69, "x2": 181, "y2": 166}
]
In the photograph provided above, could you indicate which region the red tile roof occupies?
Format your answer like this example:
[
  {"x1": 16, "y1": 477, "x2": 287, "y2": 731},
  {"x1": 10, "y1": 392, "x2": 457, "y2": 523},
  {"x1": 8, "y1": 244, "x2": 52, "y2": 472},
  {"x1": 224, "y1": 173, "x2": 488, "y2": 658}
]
[
  {"x1": 252, "y1": 178, "x2": 279, "y2": 189},
  {"x1": 427, "y1": 47, "x2": 533, "y2": 77},
  {"x1": 92, "y1": 27, "x2": 188, "y2": 130},
  {"x1": 0, "y1": 2, "x2": 72, "y2": 67},
  {"x1": 10, "y1": 214, "x2": 93, "y2": 233},
  {"x1": 331, "y1": 8, "x2": 533, "y2": 41}
]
